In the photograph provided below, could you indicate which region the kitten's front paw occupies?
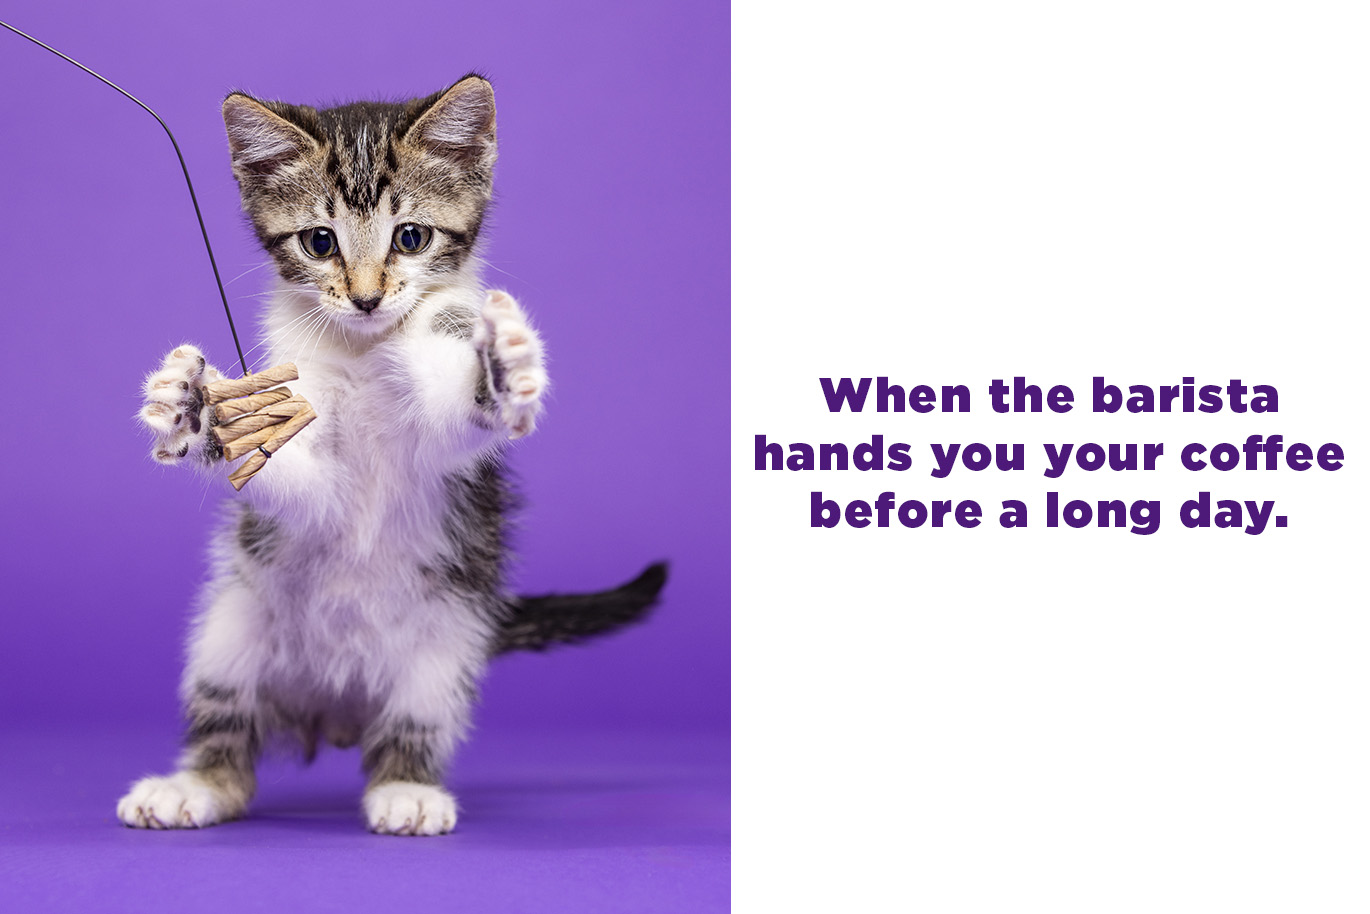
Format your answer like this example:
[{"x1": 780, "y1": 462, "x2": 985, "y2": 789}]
[
  {"x1": 116, "y1": 772, "x2": 237, "y2": 829},
  {"x1": 139, "y1": 345, "x2": 223, "y2": 464},
  {"x1": 363, "y1": 782, "x2": 458, "y2": 836},
  {"x1": 474, "y1": 291, "x2": 547, "y2": 439}
]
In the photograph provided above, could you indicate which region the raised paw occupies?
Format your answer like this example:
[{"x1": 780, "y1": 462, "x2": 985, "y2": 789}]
[
  {"x1": 363, "y1": 782, "x2": 458, "y2": 836},
  {"x1": 139, "y1": 344, "x2": 223, "y2": 464},
  {"x1": 473, "y1": 290, "x2": 547, "y2": 439},
  {"x1": 116, "y1": 772, "x2": 237, "y2": 830}
]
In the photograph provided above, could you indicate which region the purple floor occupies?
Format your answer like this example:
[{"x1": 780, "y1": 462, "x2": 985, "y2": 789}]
[{"x1": 0, "y1": 724, "x2": 729, "y2": 912}]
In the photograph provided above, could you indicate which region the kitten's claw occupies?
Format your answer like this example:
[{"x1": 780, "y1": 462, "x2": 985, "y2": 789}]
[
  {"x1": 139, "y1": 344, "x2": 223, "y2": 465},
  {"x1": 363, "y1": 782, "x2": 458, "y2": 836},
  {"x1": 117, "y1": 772, "x2": 235, "y2": 829},
  {"x1": 474, "y1": 290, "x2": 547, "y2": 439}
]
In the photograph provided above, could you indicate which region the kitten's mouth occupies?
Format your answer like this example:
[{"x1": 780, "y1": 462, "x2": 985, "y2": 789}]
[
  {"x1": 332, "y1": 300, "x2": 406, "y2": 337},
  {"x1": 339, "y1": 307, "x2": 385, "y2": 325}
]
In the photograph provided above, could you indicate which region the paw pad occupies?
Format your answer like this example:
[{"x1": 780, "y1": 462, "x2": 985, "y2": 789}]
[
  {"x1": 476, "y1": 291, "x2": 547, "y2": 439},
  {"x1": 139, "y1": 345, "x2": 221, "y2": 465}
]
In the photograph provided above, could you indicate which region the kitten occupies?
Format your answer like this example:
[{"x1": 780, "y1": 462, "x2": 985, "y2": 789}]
[{"x1": 116, "y1": 77, "x2": 664, "y2": 836}]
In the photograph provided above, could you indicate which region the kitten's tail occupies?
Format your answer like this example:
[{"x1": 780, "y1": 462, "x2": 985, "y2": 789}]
[{"x1": 495, "y1": 562, "x2": 668, "y2": 654}]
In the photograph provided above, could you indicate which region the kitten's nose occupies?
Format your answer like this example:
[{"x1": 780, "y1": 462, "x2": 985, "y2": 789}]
[{"x1": 352, "y1": 295, "x2": 382, "y2": 314}]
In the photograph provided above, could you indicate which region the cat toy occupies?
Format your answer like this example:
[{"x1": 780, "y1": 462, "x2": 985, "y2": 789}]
[{"x1": 1, "y1": 19, "x2": 314, "y2": 490}]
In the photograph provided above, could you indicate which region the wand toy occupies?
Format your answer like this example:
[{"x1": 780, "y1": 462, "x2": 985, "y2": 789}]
[{"x1": 1, "y1": 19, "x2": 315, "y2": 490}]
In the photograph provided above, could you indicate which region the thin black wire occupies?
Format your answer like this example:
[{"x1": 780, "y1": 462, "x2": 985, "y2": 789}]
[{"x1": 1, "y1": 19, "x2": 249, "y2": 377}]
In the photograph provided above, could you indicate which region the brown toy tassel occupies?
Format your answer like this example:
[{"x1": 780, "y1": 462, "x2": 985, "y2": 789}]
[
  {"x1": 203, "y1": 362, "x2": 317, "y2": 491},
  {"x1": 221, "y1": 396, "x2": 308, "y2": 461},
  {"x1": 226, "y1": 402, "x2": 318, "y2": 491},
  {"x1": 204, "y1": 363, "x2": 299, "y2": 404},
  {"x1": 214, "y1": 387, "x2": 294, "y2": 424},
  {"x1": 211, "y1": 405, "x2": 296, "y2": 444}
]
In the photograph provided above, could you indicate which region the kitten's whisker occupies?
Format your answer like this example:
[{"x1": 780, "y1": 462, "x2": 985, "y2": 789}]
[
  {"x1": 272, "y1": 305, "x2": 332, "y2": 366},
  {"x1": 257, "y1": 307, "x2": 329, "y2": 369},
  {"x1": 238, "y1": 289, "x2": 319, "y2": 302},
  {"x1": 242, "y1": 301, "x2": 327, "y2": 368},
  {"x1": 467, "y1": 253, "x2": 523, "y2": 283},
  {"x1": 248, "y1": 298, "x2": 321, "y2": 340},
  {"x1": 304, "y1": 310, "x2": 336, "y2": 364},
  {"x1": 226, "y1": 262, "x2": 273, "y2": 286},
  {"x1": 246, "y1": 312, "x2": 318, "y2": 362}
]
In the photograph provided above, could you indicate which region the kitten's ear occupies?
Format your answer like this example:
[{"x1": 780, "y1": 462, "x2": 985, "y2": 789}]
[
  {"x1": 222, "y1": 93, "x2": 319, "y2": 177},
  {"x1": 403, "y1": 76, "x2": 497, "y2": 172}
]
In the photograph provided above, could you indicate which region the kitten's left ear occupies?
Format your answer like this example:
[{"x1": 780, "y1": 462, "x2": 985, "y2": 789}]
[{"x1": 403, "y1": 76, "x2": 497, "y2": 174}]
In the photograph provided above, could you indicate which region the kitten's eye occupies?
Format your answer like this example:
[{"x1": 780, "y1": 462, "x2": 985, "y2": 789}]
[
  {"x1": 392, "y1": 224, "x2": 432, "y2": 254},
  {"x1": 300, "y1": 227, "x2": 337, "y2": 259}
]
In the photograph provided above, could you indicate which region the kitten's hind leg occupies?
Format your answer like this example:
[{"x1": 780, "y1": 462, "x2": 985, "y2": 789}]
[
  {"x1": 361, "y1": 718, "x2": 459, "y2": 836},
  {"x1": 474, "y1": 290, "x2": 547, "y2": 439},
  {"x1": 116, "y1": 682, "x2": 260, "y2": 829},
  {"x1": 138, "y1": 344, "x2": 224, "y2": 465}
]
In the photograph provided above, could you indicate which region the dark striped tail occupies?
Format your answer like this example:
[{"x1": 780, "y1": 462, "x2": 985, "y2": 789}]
[{"x1": 494, "y1": 562, "x2": 668, "y2": 654}]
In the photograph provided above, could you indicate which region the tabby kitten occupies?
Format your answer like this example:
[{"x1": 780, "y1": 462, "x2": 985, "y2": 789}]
[{"x1": 116, "y1": 77, "x2": 663, "y2": 836}]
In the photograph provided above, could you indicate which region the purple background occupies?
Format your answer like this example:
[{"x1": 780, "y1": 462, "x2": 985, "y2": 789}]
[{"x1": 0, "y1": 0, "x2": 728, "y2": 909}]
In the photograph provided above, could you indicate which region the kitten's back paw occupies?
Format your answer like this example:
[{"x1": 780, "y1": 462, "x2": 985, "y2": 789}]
[
  {"x1": 363, "y1": 782, "x2": 458, "y2": 836},
  {"x1": 139, "y1": 345, "x2": 223, "y2": 465},
  {"x1": 116, "y1": 772, "x2": 237, "y2": 829}
]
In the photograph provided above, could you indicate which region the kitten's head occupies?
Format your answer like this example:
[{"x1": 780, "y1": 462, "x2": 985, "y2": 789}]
[{"x1": 222, "y1": 77, "x2": 496, "y2": 336}]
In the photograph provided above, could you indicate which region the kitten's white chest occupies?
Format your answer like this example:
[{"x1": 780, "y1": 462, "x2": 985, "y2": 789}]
[{"x1": 245, "y1": 353, "x2": 452, "y2": 660}]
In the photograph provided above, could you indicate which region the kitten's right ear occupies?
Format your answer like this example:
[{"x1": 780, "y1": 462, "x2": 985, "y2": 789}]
[{"x1": 222, "y1": 93, "x2": 319, "y2": 177}]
